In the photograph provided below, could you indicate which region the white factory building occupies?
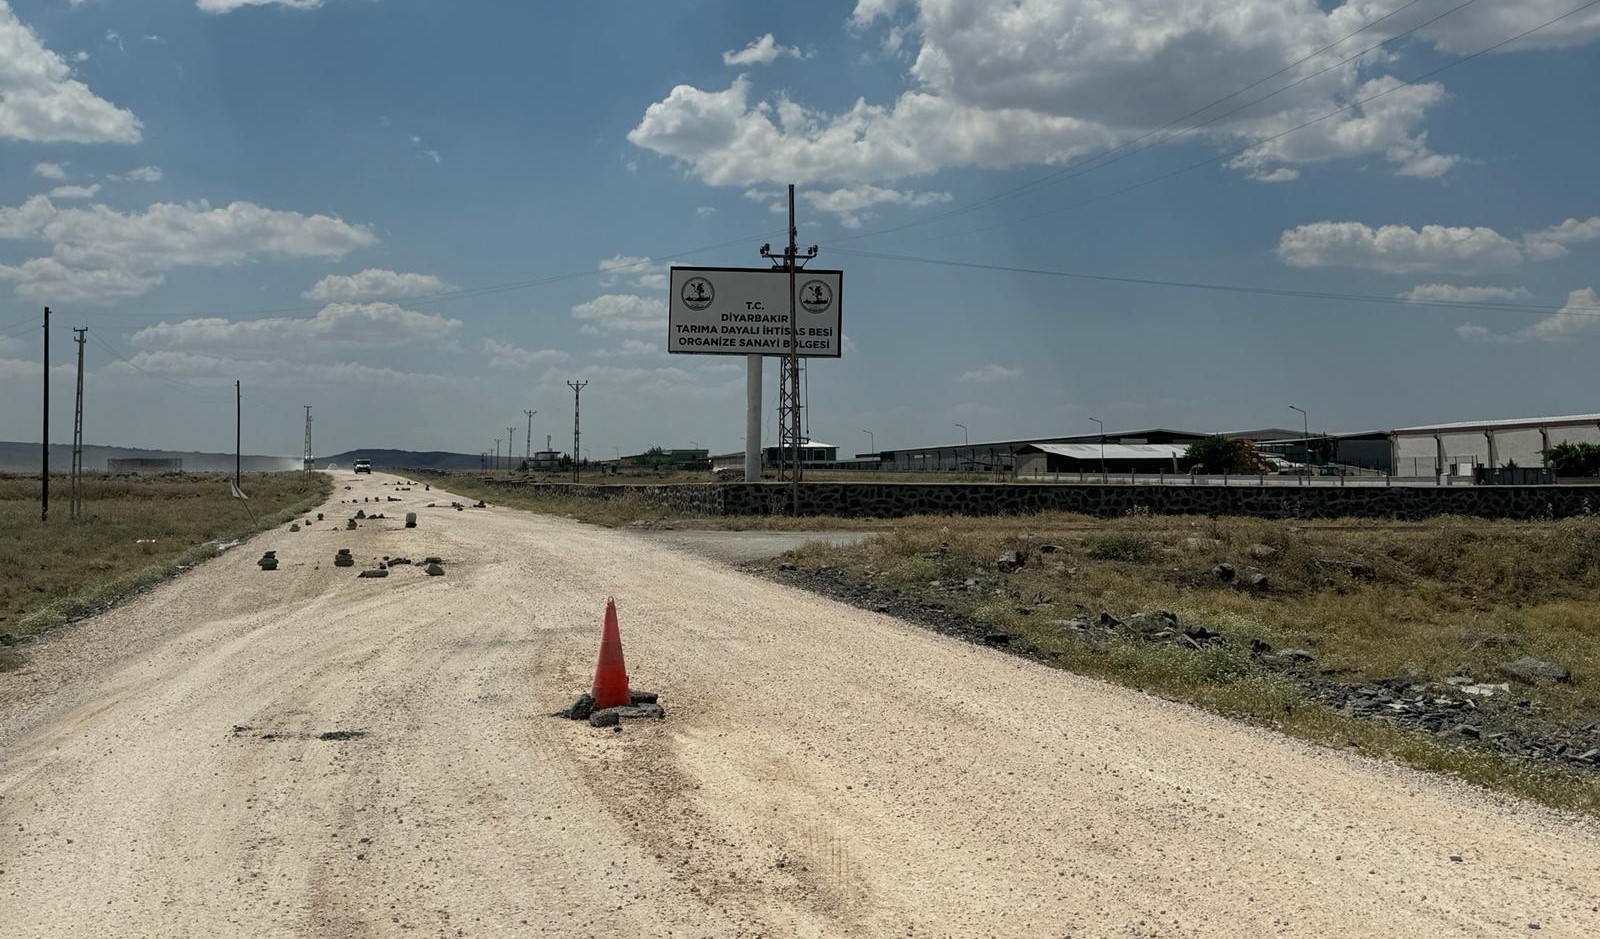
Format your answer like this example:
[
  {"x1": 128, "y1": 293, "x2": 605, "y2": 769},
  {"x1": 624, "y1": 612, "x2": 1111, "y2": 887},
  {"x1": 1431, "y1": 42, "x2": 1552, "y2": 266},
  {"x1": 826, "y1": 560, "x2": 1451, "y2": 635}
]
[{"x1": 1390, "y1": 414, "x2": 1600, "y2": 476}]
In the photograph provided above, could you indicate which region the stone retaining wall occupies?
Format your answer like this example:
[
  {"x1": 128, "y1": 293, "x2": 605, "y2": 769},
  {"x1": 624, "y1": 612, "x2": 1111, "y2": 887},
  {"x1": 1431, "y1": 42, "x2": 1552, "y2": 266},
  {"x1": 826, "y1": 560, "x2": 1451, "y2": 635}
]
[{"x1": 485, "y1": 479, "x2": 1600, "y2": 521}]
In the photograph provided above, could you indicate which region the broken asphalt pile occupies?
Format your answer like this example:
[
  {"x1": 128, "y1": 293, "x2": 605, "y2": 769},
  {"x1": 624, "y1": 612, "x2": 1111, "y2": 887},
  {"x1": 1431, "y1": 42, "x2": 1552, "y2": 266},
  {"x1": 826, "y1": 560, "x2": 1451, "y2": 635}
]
[{"x1": 552, "y1": 691, "x2": 666, "y2": 728}]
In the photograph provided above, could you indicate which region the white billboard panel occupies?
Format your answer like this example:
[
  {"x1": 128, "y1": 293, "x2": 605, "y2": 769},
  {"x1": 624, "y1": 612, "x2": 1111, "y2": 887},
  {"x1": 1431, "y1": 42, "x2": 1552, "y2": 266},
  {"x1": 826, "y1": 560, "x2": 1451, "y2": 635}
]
[{"x1": 668, "y1": 266, "x2": 843, "y2": 358}]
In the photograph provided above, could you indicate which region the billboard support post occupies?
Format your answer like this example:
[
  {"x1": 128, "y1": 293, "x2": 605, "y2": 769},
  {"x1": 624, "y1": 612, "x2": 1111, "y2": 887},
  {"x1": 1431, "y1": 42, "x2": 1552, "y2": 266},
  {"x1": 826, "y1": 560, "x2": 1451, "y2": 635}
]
[{"x1": 745, "y1": 355, "x2": 761, "y2": 481}]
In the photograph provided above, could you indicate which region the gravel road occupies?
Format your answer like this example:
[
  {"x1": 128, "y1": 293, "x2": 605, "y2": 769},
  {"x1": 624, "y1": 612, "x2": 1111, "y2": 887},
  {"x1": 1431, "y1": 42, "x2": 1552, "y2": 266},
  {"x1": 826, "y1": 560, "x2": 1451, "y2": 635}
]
[{"x1": 2, "y1": 472, "x2": 1597, "y2": 937}]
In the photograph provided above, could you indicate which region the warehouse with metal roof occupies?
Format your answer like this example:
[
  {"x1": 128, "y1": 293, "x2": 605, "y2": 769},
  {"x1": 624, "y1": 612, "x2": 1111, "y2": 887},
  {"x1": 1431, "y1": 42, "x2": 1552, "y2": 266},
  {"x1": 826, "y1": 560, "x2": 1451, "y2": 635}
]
[{"x1": 1390, "y1": 413, "x2": 1600, "y2": 475}]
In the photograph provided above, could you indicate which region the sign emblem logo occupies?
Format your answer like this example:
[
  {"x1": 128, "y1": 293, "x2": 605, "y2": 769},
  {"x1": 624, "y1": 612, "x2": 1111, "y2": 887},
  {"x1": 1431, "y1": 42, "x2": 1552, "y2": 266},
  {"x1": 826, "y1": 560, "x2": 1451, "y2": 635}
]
[
  {"x1": 681, "y1": 277, "x2": 714, "y2": 311},
  {"x1": 799, "y1": 279, "x2": 833, "y2": 314}
]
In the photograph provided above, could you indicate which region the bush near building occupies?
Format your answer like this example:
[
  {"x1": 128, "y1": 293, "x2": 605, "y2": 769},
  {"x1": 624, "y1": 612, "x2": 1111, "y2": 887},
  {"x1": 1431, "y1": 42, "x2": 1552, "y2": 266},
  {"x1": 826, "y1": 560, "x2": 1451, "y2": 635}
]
[
  {"x1": 1185, "y1": 435, "x2": 1273, "y2": 474},
  {"x1": 1543, "y1": 442, "x2": 1600, "y2": 477}
]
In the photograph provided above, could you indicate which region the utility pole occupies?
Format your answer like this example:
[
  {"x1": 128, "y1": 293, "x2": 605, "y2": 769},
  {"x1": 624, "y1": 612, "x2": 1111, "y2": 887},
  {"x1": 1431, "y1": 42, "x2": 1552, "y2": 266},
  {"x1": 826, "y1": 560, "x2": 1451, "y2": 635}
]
[
  {"x1": 1290, "y1": 405, "x2": 1309, "y2": 486},
  {"x1": 494, "y1": 438, "x2": 500, "y2": 473},
  {"x1": 506, "y1": 426, "x2": 516, "y2": 473},
  {"x1": 41, "y1": 306, "x2": 49, "y2": 522},
  {"x1": 524, "y1": 409, "x2": 536, "y2": 466},
  {"x1": 567, "y1": 380, "x2": 588, "y2": 483},
  {"x1": 1089, "y1": 417, "x2": 1104, "y2": 480},
  {"x1": 759, "y1": 185, "x2": 817, "y2": 516},
  {"x1": 71, "y1": 327, "x2": 86, "y2": 520},
  {"x1": 234, "y1": 380, "x2": 242, "y2": 488},
  {"x1": 302, "y1": 405, "x2": 313, "y2": 482}
]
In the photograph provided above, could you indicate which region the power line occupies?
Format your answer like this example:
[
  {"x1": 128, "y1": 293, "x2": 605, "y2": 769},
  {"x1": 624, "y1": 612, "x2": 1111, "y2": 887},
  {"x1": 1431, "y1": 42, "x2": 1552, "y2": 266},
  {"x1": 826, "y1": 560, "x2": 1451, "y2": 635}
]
[
  {"x1": 829, "y1": 247, "x2": 1600, "y2": 318},
  {"x1": 833, "y1": 0, "x2": 1599, "y2": 248}
]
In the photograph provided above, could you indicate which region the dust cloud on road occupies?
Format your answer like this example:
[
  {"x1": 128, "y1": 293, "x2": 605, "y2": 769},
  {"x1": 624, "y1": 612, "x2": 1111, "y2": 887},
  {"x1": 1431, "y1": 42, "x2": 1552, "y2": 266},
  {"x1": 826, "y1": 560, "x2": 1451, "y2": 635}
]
[{"x1": 2, "y1": 472, "x2": 1597, "y2": 937}]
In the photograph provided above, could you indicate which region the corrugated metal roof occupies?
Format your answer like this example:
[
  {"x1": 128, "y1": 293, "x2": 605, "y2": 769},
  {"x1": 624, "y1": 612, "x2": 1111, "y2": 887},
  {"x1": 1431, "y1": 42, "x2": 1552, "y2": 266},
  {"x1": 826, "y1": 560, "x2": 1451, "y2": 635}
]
[
  {"x1": 1393, "y1": 414, "x2": 1600, "y2": 434},
  {"x1": 1023, "y1": 443, "x2": 1190, "y2": 460},
  {"x1": 880, "y1": 429, "x2": 1208, "y2": 454}
]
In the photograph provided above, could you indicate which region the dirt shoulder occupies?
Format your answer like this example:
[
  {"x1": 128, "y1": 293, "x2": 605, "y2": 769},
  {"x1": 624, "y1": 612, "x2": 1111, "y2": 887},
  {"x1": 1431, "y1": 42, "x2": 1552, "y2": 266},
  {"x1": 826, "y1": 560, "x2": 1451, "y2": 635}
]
[{"x1": 751, "y1": 516, "x2": 1600, "y2": 814}]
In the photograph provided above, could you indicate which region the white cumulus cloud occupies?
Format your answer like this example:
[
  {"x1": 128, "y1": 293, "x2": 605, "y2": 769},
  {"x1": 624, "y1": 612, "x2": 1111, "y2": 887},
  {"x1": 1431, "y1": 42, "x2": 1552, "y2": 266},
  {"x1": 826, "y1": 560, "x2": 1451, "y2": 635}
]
[
  {"x1": 722, "y1": 34, "x2": 807, "y2": 67},
  {"x1": 629, "y1": 0, "x2": 1600, "y2": 190},
  {"x1": 1522, "y1": 216, "x2": 1600, "y2": 261},
  {"x1": 109, "y1": 165, "x2": 163, "y2": 183},
  {"x1": 0, "y1": 195, "x2": 375, "y2": 304},
  {"x1": 957, "y1": 363, "x2": 1023, "y2": 384},
  {"x1": 1400, "y1": 284, "x2": 1533, "y2": 303},
  {"x1": 570, "y1": 294, "x2": 664, "y2": 335},
  {"x1": 47, "y1": 183, "x2": 101, "y2": 200},
  {"x1": 630, "y1": 76, "x2": 1113, "y2": 187},
  {"x1": 196, "y1": 0, "x2": 330, "y2": 12},
  {"x1": 32, "y1": 161, "x2": 66, "y2": 180},
  {"x1": 482, "y1": 338, "x2": 569, "y2": 370},
  {"x1": 303, "y1": 268, "x2": 450, "y2": 302},
  {"x1": 801, "y1": 184, "x2": 951, "y2": 227},
  {"x1": 1457, "y1": 288, "x2": 1600, "y2": 344},
  {"x1": 1277, "y1": 221, "x2": 1526, "y2": 274},
  {"x1": 107, "y1": 349, "x2": 462, "y2": 391},
  {"x1": 0, "y1": 1, "x2": 141, "y2": 144},
  {"x1": 597, "y1": 255, "x2": 667, "y2": 291},
  {"x1": 1280, "y1": 213, "x2": 1600, "y2": 275},
  {"x1": 131, "y1": 302, "x2": 462, "y2": 352}
]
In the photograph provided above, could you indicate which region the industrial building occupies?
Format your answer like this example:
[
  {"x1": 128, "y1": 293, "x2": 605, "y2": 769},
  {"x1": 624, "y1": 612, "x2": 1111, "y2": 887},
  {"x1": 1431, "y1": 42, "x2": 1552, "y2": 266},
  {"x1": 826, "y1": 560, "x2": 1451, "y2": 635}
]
[
  {"x1": 1255, "y1": 431, "x2": 1395, "y2": 474},
  {"x1": 1014, "y1": 443, "x2": 1194, "y2": 476},
  {"x1": 1389, "y1": 414, "x2": 1600, "y2": 476},
  {"x1": 696, "y1": 412, "x2": 1600, "y2": 481},
  {"x1": 868, "y1": 429, "x2": 1209, "y2": 473},
  {"x1": 763, "y1": 440, "x2": 838, "y2": 464},
  {"x1": 620, "y1": 448, "x2": 709, "y2": 470}
]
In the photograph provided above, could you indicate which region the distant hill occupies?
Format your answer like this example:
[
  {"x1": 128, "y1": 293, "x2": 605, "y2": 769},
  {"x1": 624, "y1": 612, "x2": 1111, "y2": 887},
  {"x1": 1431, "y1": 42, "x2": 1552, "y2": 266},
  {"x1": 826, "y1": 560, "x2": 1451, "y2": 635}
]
[{"x1": 0, "y1": 442, "x2": 486, "y2": 474}]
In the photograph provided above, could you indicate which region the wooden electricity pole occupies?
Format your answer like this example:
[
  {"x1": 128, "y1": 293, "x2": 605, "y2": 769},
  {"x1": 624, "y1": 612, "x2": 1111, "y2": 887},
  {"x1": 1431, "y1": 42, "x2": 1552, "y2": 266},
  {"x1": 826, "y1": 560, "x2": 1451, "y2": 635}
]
[
  {"x1": 71, "y1": 327, "x2": 86, "y2": 520},
  {"x1": 41, "y1": 306, "x2": 50, "y2": 522}
]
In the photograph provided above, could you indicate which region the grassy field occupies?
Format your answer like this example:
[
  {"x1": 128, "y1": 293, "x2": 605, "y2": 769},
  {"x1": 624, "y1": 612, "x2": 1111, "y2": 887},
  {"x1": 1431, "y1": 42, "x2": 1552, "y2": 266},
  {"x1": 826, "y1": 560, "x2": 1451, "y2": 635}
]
[
  {"x1": 432, "y1": 475, "x2": 1600, "y2": 812},
  {"x1": 781, "y1": 513, "x2": 1600, "y2": 812},
  {"x1": 0, "y1": 473, "x2": 332, "y2": 670},
  {"x1": 437, "y1": 473, "x2": 907, "y2": 530}
]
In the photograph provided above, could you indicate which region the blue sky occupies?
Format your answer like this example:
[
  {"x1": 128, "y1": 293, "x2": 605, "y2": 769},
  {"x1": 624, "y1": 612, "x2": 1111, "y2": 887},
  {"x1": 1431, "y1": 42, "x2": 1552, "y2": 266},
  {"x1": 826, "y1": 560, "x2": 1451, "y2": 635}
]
[{"x1": 2, "y1": 0, "x2": 1598, "y2": 460}]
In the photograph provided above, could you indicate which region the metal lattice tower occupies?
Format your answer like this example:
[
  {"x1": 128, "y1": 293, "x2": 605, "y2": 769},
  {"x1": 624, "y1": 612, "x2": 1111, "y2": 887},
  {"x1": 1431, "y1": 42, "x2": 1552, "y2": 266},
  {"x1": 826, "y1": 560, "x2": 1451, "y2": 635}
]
[
  {"x1": 567, "y1": 381, "x2": 588, "y2": 482},
  {"x1": 761, "y1": 185, "x2": 817, "y2": 513},
  {"x1": 302, "y1": 405, "x2": 313, "y2": 476},
  {"x1": 524, "y1": 409, "x2": 536, "y2": 466}
]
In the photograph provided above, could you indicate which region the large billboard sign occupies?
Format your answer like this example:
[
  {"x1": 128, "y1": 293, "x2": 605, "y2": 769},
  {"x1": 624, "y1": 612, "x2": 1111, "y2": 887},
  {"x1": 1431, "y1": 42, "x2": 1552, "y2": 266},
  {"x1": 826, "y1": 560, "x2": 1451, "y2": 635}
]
[{"x1": 668, "y1": 266, "x2": 843, "y2": 358}]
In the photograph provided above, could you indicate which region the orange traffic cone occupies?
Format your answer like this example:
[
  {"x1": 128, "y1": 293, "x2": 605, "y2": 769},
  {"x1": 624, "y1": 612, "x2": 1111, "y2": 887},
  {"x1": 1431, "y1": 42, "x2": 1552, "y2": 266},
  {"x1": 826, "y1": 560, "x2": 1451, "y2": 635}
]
[{"x1": 590, "y1": 598, "x2": 631, "y2": 709}]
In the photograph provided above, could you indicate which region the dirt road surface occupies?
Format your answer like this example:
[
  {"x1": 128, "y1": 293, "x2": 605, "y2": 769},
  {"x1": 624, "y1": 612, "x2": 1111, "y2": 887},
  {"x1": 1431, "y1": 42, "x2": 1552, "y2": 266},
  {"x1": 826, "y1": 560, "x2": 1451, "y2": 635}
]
[{"x1": 2, "y1": 472, "x2": 1597, "y2": 937}]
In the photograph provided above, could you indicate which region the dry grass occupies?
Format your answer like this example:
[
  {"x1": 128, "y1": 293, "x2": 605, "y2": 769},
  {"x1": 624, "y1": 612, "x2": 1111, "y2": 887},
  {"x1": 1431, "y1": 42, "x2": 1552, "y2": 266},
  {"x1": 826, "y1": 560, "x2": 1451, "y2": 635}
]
[
  {"x1": 0, "y1": 473, "x2": 332, "y2": 669},
  {"x1": 786, "y1": 513, "x2": 1600, "y2": 813},
  {"x1": 438, "y1": 475, "x2": 905, "y2": 532},
  {"x1": 803, "y1": 514, "x2": 1600, "y2": 718}
]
